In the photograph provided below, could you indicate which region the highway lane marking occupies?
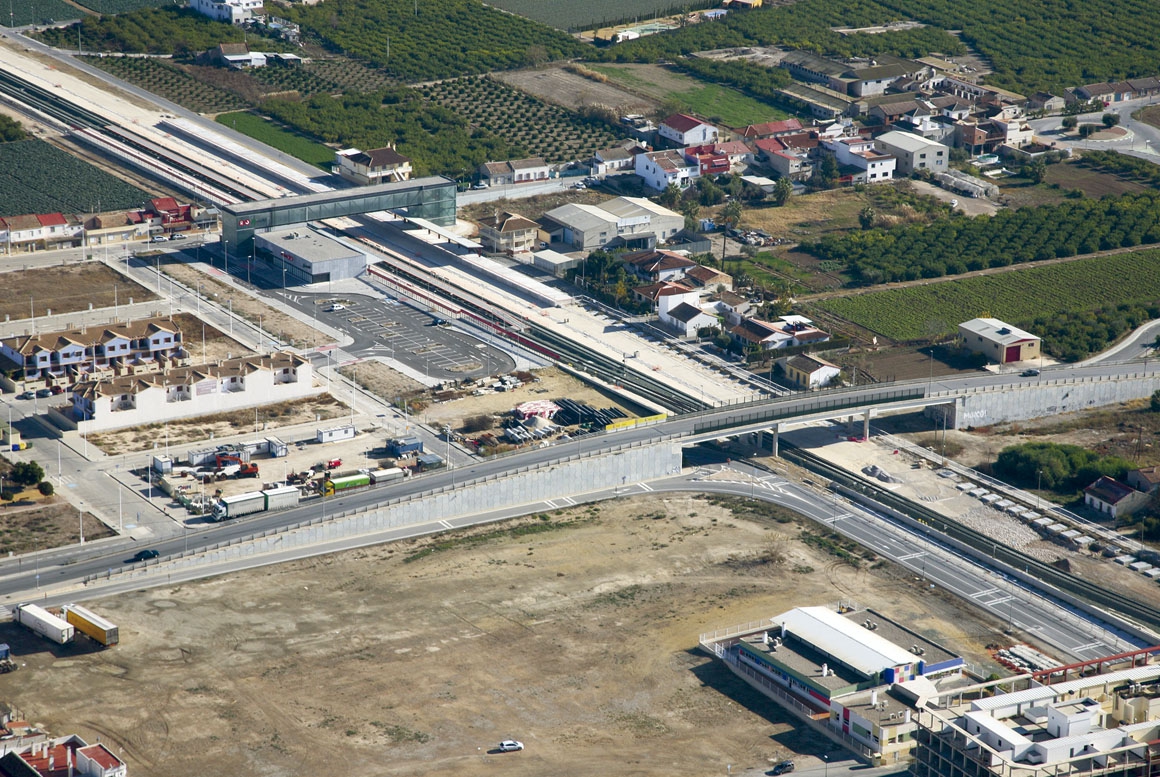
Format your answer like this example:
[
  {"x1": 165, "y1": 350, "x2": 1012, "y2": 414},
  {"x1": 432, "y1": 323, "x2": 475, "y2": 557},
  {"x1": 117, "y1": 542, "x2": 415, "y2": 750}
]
[
  {"x1": 1071, "y1": 641, "x2": 1103, "y2": 653},
  {"x1": 638, "y1": 483, "x2": 654, "y2": 492},
  {"x1": 898, "y1": 551, "x2": 926, "y2": 561},
  {"x1": 971, "y1": 587, "x2": 1000, "y2": 598},
  {"x1": 544, "y1": 499, "x2": 557, "y2": 508},
  {"x1": 559, "y1": 496, "x2": 576, "y2": 506},
  {"x1": 439, "y1": 520, "x2": 453, "y2": 529},
  {"x1": 987, "y1": 595, "x2": 1015, "y2": 606}
]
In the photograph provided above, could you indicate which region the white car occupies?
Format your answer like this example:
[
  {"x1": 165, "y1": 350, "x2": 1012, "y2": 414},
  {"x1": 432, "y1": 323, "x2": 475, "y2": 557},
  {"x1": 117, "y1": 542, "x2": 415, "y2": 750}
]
[
  {"x1": 150, "y1": 235, "x2": 168, "y2": 243},
  {"x1": 324, "y1": 303, "x2": 346, "y2": 312},
  {"x1": 497, "y1": 740, "x2": 524, "y2": 752}
]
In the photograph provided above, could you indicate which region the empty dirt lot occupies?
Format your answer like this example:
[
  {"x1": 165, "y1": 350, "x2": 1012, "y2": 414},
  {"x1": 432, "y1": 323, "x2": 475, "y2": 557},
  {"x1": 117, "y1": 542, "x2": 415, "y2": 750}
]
[
  {"x1": 495, "y1": 65, "x2": 659, "y2": 114},
  {"x1": 3, "y1": 493, "x2": 1014, "y2": 776},
  {"x1": 0, "y1": 263, "x2": 157, "y2": 323}
]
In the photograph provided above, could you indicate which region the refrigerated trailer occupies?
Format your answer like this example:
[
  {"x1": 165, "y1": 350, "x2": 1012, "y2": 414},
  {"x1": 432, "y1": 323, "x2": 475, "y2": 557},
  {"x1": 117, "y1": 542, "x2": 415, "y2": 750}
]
[
  {"x1": 15, "y1": 604, "x2": 73, "y2": 644},
  {"x1": 61, "y1": 604, "x2": 119, "y2": 647},
  {"x1": 211, "y1": 485, "x2": 301, "y2": 521}
]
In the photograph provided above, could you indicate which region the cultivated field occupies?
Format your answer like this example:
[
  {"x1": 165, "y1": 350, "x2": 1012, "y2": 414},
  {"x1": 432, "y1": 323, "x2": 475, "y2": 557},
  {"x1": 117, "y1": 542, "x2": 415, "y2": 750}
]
[
  {"x1": 495, "y1": 65, "x2": 660, "y2": 115},
  {"x1": 418, "y1": 77, "x2": 629, "y2": 164},
  {"x1": 216, "y1": 112, "x2": 334, "y2": 168},
  {"x1": 0, "y1": 140, "x2": 151, "y2": 218},
  {"x1": 85, "y1": 57, "x2": 249, "y2": 115},
  {"x1": 484, "y1": 0, "x2": 710, "y2": 31},
  {"x1": 0, "y1": 264, "x2": 157, "y2": 324},
  {"x1": 7, "y1": 494, "x2": 1013, "y2": 776},
  {"x1": 591, "y1": 64, "x2": 786, "y2": 126},
  {"x1": 813, "y1": 248, "x2": 1160, "y2": 341}
]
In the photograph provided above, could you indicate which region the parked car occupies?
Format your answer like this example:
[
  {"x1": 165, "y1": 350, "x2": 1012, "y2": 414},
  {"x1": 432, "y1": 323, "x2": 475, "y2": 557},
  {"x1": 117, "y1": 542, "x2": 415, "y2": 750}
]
[
  {"x1": 324, "y1": 303, "x2": 346, "y2": 312},
  {"x1": 771, "y1": 760, "x2": 795, "y2": 775},
  {"x1": 472, "y1": 182, "x2": 489, "y2": 190},
  {"x1": 497, "y1": 740, "x2": 524, "y2": 752},
  {"x1": 49, "y1": 385, "x2": 64, "y2": 395},
  {"x1": 128, "y1": 549, "x2": 160, "y2": 562},
  {"x1": 16, "y1": 391, "x2": 34, "y2": 400},
  {"x1": 150, "y1": 235, "x2": 168, "y2": 243},
  {"x1": 35, "y1": 388, "x2": 52, "y2": 399}
]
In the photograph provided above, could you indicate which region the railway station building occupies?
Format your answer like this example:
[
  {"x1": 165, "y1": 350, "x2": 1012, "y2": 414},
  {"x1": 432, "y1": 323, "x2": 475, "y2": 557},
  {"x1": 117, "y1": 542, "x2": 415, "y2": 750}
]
[{"x1": 255, "y1": 227, "x2": 368, "y2": 286}]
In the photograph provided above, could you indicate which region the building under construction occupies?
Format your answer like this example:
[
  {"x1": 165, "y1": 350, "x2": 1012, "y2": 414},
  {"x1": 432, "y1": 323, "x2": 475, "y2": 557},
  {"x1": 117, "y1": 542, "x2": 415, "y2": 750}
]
[{"x1": 911, "y1": 646, "x2": 1160, "y2": 777}]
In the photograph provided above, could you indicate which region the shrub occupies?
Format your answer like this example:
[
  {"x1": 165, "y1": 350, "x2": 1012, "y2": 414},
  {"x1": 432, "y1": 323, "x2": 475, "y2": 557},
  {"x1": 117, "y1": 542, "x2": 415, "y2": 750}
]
[{"x1": 37, "y1": 481, "x2": 54, "y2": 497}]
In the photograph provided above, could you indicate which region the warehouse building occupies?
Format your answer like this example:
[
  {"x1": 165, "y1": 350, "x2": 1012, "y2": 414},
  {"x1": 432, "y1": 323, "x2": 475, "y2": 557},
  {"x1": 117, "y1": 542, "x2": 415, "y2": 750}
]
[
  {"x1": 700, "y1": 605, "x2": 965, "y2": 763},
  {"x1": 540, "y1": 196, "x2": 683, "y2": 252},
  {"x1": 958, "y1": 318, "x2": 1041, "y2": 365},
  {"x1": 911, "y1": 648, "x2": 1160, "y2": 777},
  {"x1": 256, "y1": 227, "x2": 368, "y2": 286}
]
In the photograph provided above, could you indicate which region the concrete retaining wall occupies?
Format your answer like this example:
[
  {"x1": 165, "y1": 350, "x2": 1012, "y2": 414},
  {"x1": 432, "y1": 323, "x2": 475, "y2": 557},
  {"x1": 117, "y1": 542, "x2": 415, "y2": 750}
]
[{"x1": 939, "y1": 371, "x2": 1160, "y2": 427}]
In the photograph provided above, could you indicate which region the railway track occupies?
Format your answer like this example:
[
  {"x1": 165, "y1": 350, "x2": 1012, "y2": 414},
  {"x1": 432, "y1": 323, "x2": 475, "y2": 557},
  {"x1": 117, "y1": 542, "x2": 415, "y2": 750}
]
[
  {"x1": 0, "y1": 68, "x2": 263, "y2": 204},
  {"x1": 782, "y1": 442, "x2": 1160, "y2": 633}
]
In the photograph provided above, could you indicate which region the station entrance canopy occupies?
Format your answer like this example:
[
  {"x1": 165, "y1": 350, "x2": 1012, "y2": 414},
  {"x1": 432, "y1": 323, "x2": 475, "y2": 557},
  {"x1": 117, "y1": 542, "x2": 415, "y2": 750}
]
[{"x1": 220, "y1": 177, "x2": 456, "y2": 250}]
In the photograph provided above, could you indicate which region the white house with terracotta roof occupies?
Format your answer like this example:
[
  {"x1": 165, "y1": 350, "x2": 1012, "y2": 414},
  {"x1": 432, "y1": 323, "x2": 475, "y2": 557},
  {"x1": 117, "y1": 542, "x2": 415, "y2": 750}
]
[
  {"x1": 658, "y1": 113, "x2": 719, "y2": 146},
  {"x1": 191, "y1": 0, "x2": 263, "y2": 23},
  {"x1": 67, "y1": 351, "x2": 320, "y2": 433},
  {"x1": 0, "y1": 733, "x2": 127, "y2": 777},
  {"x1": 730, "y1": 315, "x2": 831, "y2": 351},
  {"x1": 740, "y1": 119, "x2": 804, "y2": 139},
  {"x1": 1, "y1": 213, "x2": 83, "y2": 252},
  {"x1": 477, "y1": 210, "x2": 540, "y2": 254},
  {"x1": 635, "y1": 149, "x2": 699, "y2": 191},
  {"x1": 623, "y1": 249, "x2": 696, "y2": 283},
  {"x1": 632, "y1": 281, "x2": 699, "y2": 313},
  {"x1": 479, "y1": 157, "x2": 550, "y2": 186},
  {"x1": 0, "y1": 317, "x2": 187, "y2": 386},
  {"x1": 334, "y1": 146, "x2": 413, "y2": 185},
  {"x1": 1084, "y1": 476, "x2": 1149, "y2": 519}
]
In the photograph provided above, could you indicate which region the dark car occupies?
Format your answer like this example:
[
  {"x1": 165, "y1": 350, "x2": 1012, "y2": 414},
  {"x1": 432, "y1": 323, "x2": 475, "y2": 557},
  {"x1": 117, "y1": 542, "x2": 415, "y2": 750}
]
[
  {"x1": 128, "y1": 549, "x2": 160, "y2": 563},
  {"x1": 16, "y1": 391, "x2": 34, "y2": 400},
  {"x1": 771, "y1": 760, "x2": 795, "y2": 775},
  {"x1": 49, "y1": 385, "x2": 64, "y2": 395},
  {"x1": 1021, "y1": 368, "x2": 1040, "y2": 377},
  {"x1": 34, "y1": 388, "x2": 52, "y2": 399}
]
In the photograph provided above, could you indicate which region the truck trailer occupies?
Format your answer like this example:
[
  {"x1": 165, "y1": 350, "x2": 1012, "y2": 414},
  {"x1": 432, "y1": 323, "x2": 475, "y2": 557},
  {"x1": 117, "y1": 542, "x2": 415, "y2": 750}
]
[
  {"x1": 15, "y1": 604, "x2": 73, "y2": 645},
  {"x1": 323, "y1": 473, "x2": 371, "y2": 496},
  {"x1": 211, "y1": 486, "x2": 301, "y2": 521},
  {"x1": 61, "y1": 604, "x2": 119, "y2": 647},
  {"x1": 369, "y1": 468, "x2": 405, "y2": 485}
]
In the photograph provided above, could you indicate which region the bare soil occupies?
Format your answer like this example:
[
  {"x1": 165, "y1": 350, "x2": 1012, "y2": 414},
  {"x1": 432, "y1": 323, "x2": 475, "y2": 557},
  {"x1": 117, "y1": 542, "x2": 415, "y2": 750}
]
[
  {"x1": 459, "y1": 188, "x2": 612, "y2": 224},
  {"x1": 0, "y1": 498, "x2": 111, "y2": 555},
  {"x1": 6, "y1": 495, "x2": 1017, "y2": 777},
  {"x1": 0, "y1": 264, "x2": 157, "y2": 323},
  {"x1": 495, "y1": 65, "x2": 660, "y2": 115},
  {"x1": 170, "y1": 312, "x2": 255, "y2": 365},
  {"x1": 338, "y1": 360, "x2": 425, "y2": 402},
  {"x1": 87, "y1": 394, "x2": 350, "y2": 456},
  {"x1": 160, "y1": 261, "x2": 329, "y2": 350}
]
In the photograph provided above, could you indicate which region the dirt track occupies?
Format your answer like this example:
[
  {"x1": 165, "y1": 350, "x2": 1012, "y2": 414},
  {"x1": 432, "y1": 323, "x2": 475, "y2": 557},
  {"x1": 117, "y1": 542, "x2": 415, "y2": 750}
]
[{"x1": 1, "y1": 493, "x2": 1015, "y2": 776}]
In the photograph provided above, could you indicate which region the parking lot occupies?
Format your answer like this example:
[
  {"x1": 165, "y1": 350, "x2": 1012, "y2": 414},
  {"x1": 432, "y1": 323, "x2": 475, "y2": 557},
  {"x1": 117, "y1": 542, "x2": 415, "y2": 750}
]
[{"x1": 303, "y1": 293, "x2": 515, "y2": 381}]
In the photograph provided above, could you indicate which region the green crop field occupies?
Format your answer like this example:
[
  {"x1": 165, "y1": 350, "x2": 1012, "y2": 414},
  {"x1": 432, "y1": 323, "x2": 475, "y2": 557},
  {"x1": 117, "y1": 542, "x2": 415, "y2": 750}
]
[
  {"x1": 282, "y1": 0, "x2": 586, "y2": 82},
  {"x1": 592, "y1": 65, "x2": 786, "y2": 125},
  {"x1": 484, "y1": 0, "x2": 713, "y2": 31},
  {"x1": 815, "y1": 250, "x2": 1160, "y2": 342},
  {"x1": 73, "y1": 0, "x2": 171, "y2": 13},
  {"x1": 216, "y1": 112, "x2": 335, "y2": 169},
  {"x1": 4, "y1": 0, "x2": 80, "y2": 26},
  {"x1": 0, "y1": 140, "x2": 151, "y2": 217}
]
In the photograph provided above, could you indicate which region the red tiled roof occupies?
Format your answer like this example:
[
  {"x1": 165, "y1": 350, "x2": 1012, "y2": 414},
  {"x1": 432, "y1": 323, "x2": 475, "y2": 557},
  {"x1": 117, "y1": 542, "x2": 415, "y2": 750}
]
[
  {"x1": 150, "y1": 197, "x2": 180, "y2": 214},
  {"x1": 1085, "y1": 476, "x2": 1137, "y2": 505},
  {"x1": 350, "y1": 146, "x2": 410, "y2": 168},
  {"x1": 78, "y1": 744, "x2": 122, "y2": 770},
  {"x1": 741, "y1": 119, "x2": 803, "y2": 138},
  {"x1": 662, "y1": 113, "x2": 708, "y2": 133},
  {"x1": 754, "y1": 138, "x2": 786, "y2": 154},
  {"x1": 36, "y1": 213, "x2": 67, "y2": 227}
]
